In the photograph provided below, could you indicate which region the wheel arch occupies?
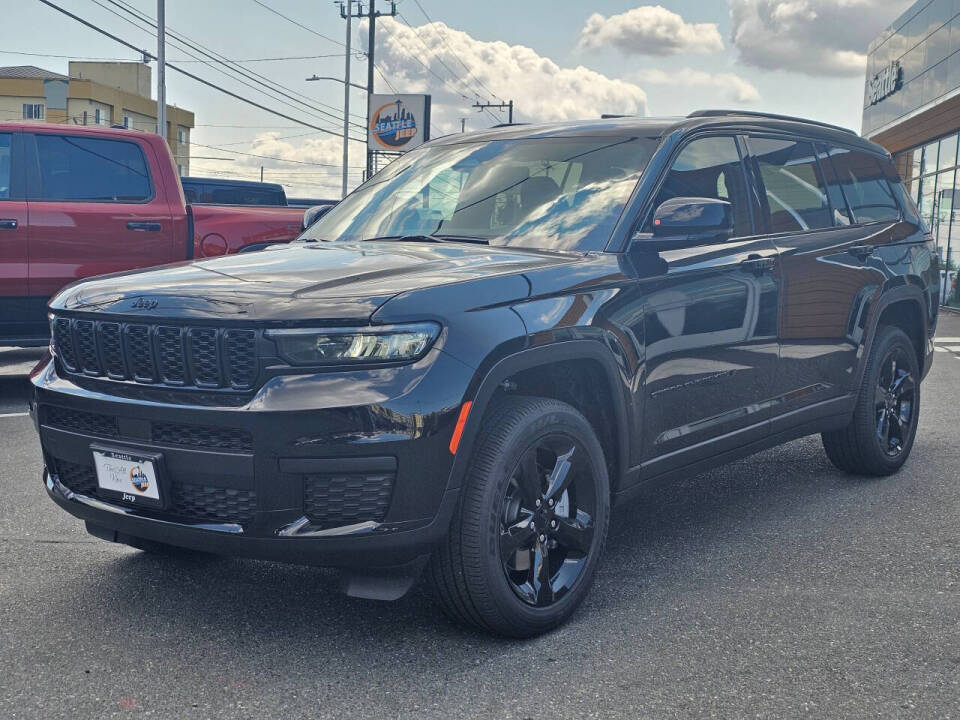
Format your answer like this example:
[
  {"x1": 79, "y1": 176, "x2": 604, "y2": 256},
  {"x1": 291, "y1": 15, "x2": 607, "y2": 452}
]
[
  {"x1": 447, "y1": 341, "x2": 632, "y2": 496},
  {"x1": 858, "y1": 281, "x2": 931, "y2": 387}
]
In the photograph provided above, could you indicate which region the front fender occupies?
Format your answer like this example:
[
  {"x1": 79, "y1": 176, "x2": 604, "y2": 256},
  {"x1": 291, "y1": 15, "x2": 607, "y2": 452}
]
[{"x1": 444, "y1": 340, "x2": 632, "y2": 495}]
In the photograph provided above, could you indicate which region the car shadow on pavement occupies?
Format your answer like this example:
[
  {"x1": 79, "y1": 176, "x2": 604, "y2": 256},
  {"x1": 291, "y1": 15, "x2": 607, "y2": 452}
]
[{"x1": 27, "y1": 433, "x2": 906, "y2": 669}]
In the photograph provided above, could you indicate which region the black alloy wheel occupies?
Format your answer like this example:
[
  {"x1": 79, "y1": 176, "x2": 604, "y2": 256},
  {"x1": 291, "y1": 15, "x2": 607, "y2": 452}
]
[
  {"x1": 430, "y1": 396, "x2": 610, "y2": 637},
  {"x1": 874, "y1": 345, "x2": 916, "y2": 458},
  {"x1": 822, "y1": 324, "x2": 921, "y2": 476},
  {"x1": 499, "y1": 438, "x2": 597, "y2": 608}
]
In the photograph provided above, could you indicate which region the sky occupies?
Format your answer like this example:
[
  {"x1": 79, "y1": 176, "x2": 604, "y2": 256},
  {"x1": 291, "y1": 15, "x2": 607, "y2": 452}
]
[{"x1": 3, "y1": 0, "x2": 917, "y2": 196}]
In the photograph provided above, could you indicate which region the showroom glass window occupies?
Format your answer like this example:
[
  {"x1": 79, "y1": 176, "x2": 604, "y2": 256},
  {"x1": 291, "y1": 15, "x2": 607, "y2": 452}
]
[
  {"x1": 747, "y1": 137, "x2": 833, "y2": 232},
  {"x1": 894, "y1": 131, "x2": 960, "y2": 275},
  {"x1": 33, "y1": 135, "x2": 151, "y2": 202}
]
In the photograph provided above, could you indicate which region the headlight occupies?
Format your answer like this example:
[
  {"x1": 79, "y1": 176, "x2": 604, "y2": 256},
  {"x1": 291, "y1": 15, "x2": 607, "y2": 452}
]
[{"x1": 266, "y1": 323, "x2": 440, "y2": 366}]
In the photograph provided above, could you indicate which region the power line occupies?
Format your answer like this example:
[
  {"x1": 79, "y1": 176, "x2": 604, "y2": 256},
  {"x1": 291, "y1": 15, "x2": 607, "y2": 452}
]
[
  {"x1": 35, "y1": 0, "x2": 364, "y2": 141},
  {"x1": 253, "y1": 0, "x2": 398, "y2": 94},
  {"x1": 95, "y1": 0, "x2": 367, "y2": 129},
  {"x1": 394, "y1": 11, "x2": 482, "y2": 102},
  {"x1": 0, "y1": 48, "x2": 349, "y2": 62},
  {"x1": 409, "y1": 0, "x2": 502, "y2": 103},
  {"x1": 190, "y1": 140, "x2": 367, "y2": 167},
  {"x1": 250, "y1": 0, "x2": 348, "y2": 49}
]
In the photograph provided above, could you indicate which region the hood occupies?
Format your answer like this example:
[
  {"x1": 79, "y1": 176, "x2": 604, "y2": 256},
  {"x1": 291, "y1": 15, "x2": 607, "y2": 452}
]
[{"x1": 51, "y1": 241, "x2": 580, "y2": 322}]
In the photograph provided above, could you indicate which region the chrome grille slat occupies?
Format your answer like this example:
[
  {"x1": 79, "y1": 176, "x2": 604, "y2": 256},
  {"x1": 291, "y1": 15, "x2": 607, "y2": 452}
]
[{"x1": 51, "y1": 316, "x2": 259, "y2": 391}]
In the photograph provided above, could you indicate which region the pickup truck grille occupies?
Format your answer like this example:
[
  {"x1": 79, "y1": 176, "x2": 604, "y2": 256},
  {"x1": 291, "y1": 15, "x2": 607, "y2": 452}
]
[{"x1": 51, "y1": 317, "x2": 259, "y2": 390}]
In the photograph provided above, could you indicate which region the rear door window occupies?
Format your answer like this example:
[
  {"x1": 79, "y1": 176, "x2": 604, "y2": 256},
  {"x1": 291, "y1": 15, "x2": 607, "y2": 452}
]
[
  {"x1": 825, "y1": 147, "x2": 900, "y2": 223},
  {"x1": 747, "y1": 137, "x2": 832, "y2": 233},
  {"x1": 33, "y1": 134, "x2": 151, "y2": 202}
]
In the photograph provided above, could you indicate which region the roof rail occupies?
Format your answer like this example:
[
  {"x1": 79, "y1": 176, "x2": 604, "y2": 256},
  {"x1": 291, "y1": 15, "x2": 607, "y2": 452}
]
[{"x1": 687, "y1": 109, "x2": 857, "y2": 136}]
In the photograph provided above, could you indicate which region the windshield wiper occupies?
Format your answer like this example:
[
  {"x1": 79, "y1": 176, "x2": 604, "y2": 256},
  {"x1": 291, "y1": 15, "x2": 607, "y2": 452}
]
[{"x1": 365, "y1": 234, "x2": 489, "y2": 244}]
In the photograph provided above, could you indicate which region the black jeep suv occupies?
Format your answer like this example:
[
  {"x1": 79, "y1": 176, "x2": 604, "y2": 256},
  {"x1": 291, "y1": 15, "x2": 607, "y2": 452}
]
[{"x1": 32, "y1": 111, "x2": 938, "y2": 637}]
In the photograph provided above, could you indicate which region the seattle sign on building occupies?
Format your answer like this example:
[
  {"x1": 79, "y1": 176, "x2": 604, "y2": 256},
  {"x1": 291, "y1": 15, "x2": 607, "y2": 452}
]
[
  {"x1": 368, "y1": 94, "x2": 432, "y2": 152},
  {"x1": 869, "y1": 60, "x2": 902, "y2": 105}
]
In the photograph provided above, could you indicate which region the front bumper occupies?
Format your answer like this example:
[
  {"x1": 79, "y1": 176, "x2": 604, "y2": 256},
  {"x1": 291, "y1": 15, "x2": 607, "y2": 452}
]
[{"x1": 31, "y1": 347, "x2": 475, "y2": 573}]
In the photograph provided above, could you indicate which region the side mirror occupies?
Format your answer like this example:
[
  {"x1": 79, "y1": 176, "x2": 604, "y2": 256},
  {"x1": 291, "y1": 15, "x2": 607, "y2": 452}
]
[
  {"x1": 633, "y1": 196, "x2": 734, "y2": 251},
  {"x1": 302, "y1": 204, "x2": 334, "y2": 231}
]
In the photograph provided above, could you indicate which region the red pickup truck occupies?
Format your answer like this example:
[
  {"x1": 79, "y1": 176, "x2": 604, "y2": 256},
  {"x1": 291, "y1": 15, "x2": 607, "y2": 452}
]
[{"x1": 0, "y1": 123, "x2": 308, "y2": 346}]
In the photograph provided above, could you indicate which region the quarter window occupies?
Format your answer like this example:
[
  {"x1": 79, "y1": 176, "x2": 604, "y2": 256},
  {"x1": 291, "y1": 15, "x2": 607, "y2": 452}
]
[
  {"x1": 646, "y1": 135, "x2": 751, "y2": 236},
  {"x1": 828, "y1": 147, "x2": 900, "y2": 223},
  {"x1": 748, "y1": 137, "x2": 832, "y2": 233},
  {"x1": 34, "y1": 135, "x2": 151, "y2": 202}
]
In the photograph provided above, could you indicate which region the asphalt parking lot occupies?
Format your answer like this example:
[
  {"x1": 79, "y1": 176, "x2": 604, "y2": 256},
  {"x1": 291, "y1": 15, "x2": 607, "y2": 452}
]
[{"x1": 2, "y1": 316, "x2": 960, "y2": 719}]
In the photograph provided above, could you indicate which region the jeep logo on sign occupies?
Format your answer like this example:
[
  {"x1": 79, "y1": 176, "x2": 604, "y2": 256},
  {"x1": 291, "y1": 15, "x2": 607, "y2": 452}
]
[{"x1": 869, "y1": 60, "x2": 901, "y2": 105}]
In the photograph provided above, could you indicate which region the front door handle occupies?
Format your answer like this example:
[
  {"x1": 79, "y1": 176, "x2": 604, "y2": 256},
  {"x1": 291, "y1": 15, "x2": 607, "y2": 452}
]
[
  {"x1": 126, "y1": 221, "x2": 162, "y2": 232},
  {"x1": 740, "y1": 255, "x2": 776, "y2": 274},
  {"x1": 850, "y1": 244, "x2": 874, "y2": 261},
  {"x1": 0, "y1": 219, "x2": 18, "y2": 229}
]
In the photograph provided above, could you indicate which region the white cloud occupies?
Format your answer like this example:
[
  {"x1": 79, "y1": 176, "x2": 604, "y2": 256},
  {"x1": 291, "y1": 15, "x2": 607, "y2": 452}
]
[
  {"x1": 370, "y1": 17, "x2": 647, "y2": 131},
  {"x1": 190, "y1": 132, "x2": 366, "y2": 199},
  {"x1": 729, "y1": 0, "x2": 915, "y2": 76},
  {"x1": 578, "y1": 5, "x2": 724, "y2": 56},
  {"x1": 632, "y1": 68, "x2": 761, "y2": 103},
  {"x1": 192, "y1": 19, "x2": 649, "y2": 196}
]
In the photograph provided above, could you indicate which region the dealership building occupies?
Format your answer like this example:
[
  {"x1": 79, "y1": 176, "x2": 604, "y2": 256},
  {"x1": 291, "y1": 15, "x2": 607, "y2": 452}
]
[{"x1": 864, "y1": 0, "x2": 960, "y2": 304}]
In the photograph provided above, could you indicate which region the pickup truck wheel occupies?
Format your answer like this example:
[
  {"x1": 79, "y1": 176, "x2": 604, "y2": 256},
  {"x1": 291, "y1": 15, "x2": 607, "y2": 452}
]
[
  {"x1": 822, "y1": 325, "x2": 920, "y2": 476},
  {"x1": 429, "y1": 396, "x2": 610, "y2": 637}
]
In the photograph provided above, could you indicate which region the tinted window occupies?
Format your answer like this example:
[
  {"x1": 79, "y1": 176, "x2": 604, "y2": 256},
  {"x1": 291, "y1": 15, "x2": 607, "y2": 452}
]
[
  {"x1": 305, "y1": 136, "x2": 658, "y2": 251},
  {"x1": 816, "y1": 145, "x2": 852, "y2": 225},
  {"x1": 208, "y1": 186, "x2": 285, "y2": 205},
  {"x1": 646, "y1": 136, "x2": 751, "y2": 236},
  {"x1": 35, "y1": 135, "x2": 151, "y2": 202},
  {"x1": 0, "y1": 134, "x2": 10, "y2": 200},
  {"x1": 827, "y1": 147, "x2": 900, "y2": 223},
  {"x1": 749, "y1": 137, "x2": 831, "y2": 232}
]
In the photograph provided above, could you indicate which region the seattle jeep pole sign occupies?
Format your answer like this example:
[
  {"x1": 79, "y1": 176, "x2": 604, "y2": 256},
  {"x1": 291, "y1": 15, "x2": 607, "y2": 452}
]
[{"x1": 368, "y1": 94, "x2": 432, "y2": 152}]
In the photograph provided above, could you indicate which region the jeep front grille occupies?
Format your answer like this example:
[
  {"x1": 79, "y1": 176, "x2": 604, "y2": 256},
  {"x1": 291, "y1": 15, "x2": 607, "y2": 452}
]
[{"x1": 50, "y1": 316, "x2": 260, "y2": 391}]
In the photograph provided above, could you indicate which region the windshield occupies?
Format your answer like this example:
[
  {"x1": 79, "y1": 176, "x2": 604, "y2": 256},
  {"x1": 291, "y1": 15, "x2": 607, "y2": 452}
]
[{"x1": 302, "y1": 135, "x2": 658, "y2": 252}]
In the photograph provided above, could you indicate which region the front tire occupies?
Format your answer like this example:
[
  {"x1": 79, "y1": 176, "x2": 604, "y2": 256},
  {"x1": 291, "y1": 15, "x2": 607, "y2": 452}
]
[
  {"x1": 429, "y1": 396, "x2": 610, "y2": 638},
  {"x1": 822, "y1": 325, "x2": 920, "y2": 476}
]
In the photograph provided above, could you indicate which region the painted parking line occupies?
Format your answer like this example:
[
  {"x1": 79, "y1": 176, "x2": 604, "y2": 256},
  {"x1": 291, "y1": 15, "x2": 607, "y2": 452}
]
[
  {"x1": 935, "y1": 337, "x2": 960, "y2": 343},
  {"x1": 0, "y1": 412, "x2": 29, "y2": 419},
  {"x1": 946, "y1": 346, "x2": 960, "y2": 352}
]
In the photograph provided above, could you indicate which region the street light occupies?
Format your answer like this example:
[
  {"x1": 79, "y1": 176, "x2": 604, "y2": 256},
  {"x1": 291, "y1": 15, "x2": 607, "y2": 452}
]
[
  {"x1": 306, "y1": 69, "x2": 370, "y2": 199},
  {"x1": 306, "y1": 75, "x2": 368, "y2": 92}
]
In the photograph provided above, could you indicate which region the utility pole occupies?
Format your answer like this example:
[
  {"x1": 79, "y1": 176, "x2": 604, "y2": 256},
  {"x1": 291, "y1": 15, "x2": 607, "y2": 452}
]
[
  {"x1": 473, "y1": 100, "x2": 513, "y2": 124},
  {"x1": 460, "y1": 118, "x2": 466, "y2": 133},
  {"x1": 341, "y1": 1, "x2": 397, "y2": 179},
  {"x1": 339, "y1": 0, "x2": 352, "y2": 199},
  {"x1": 156, "y1": 0, "x2": 166, "y2": 144}
]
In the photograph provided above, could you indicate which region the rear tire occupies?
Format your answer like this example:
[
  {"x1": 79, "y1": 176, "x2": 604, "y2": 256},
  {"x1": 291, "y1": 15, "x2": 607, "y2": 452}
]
[
  {"x1": 822, "y1": 325, "x2": 920, "y2": 476},
  {"x1": 429, "y1": 396, "x2": 610, "y2": 638}
]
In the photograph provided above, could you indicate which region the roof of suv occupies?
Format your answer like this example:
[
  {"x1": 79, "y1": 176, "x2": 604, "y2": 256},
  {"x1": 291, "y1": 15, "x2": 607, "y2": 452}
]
[{"x1": 428, "y1": 110, "x2": 885, "y2": 156}]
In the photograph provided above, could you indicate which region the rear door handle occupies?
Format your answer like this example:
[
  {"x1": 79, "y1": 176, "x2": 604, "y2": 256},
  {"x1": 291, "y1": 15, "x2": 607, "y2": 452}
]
[
  {"x1": 0, "y1": 219, "x2": 18, "y2": 229},
  {"x1": 850, "y1": 244, "x2": 874, "y2": 261},
  {"x1": 126, "y1": 221, "x2": 162, "y2": 232},
  {"x1": 740, "y1": 255, "x2": 776, "y2": 274}
]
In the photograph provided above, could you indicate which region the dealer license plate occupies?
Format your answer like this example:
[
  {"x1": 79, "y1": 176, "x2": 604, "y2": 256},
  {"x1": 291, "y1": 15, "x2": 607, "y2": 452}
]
[{"x1": 92, "y1": 447, "x2": 163, "y2": 508}]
